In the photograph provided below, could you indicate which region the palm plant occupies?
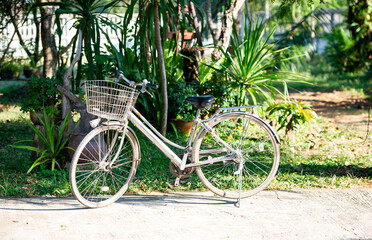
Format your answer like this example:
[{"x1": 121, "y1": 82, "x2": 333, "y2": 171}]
[
  {"x1": 102, "y1": 0, "x2": 193, "y2": 134},
  {"x1": 219, "y1": 19, "x2": 300, "y2": 106},
  {"x1": 54, "y1": 0, "x2": 119, "y2": 89}
]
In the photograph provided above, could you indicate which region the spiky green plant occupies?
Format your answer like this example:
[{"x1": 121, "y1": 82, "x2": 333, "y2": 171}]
[
  {"x1": 219, "y1": 19, "x2": 301, "y2": 106},
  {"x1": 9, "y1": 110, "x2": 75, "y2": 173}
]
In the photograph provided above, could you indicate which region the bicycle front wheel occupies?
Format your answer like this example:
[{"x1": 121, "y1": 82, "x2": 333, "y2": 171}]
[
  {"x1": 192, "y1": 112, "x2": 279, "y2": 199},
  {"x1": 70, "y1": 125, "x2": 140, "y2": 208}
]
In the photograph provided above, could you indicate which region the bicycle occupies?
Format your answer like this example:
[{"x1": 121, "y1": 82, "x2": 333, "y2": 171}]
[{"x1": 69, "y1": 72, "x2": 280, "y2": 208}]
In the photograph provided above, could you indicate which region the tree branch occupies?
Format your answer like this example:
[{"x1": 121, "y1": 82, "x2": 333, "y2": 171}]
[
  {"x1": 9, "y1": 13, "x2": 33, "y2": 58},
  {"x1": 212, "y1": 0, "x2": 245, "y2": 59},
  {"x1": 154, "y1": 1, "x2": 168, "y2": 136},
  {"x1": 205, "y1": 0, "x2": 218, "y2": 45},
  {"x1": 0, "y1": 30, "x2": 17, "y2": 71},
  {"x1": 59, "y1": 35, "x2": 76, "y2": 57}
]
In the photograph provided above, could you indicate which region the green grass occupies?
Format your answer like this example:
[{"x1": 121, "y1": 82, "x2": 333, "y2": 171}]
[
  {"x1": 270, "y1": 118, "x2": 371, "y2": 190},
  {"x1": 0, "y1": 118, "x2": 71, "y2": 197},
  {"x1": 0, "y1": 79, "x2": 371, "y2": 198},
  {"x1": 0, "y1": 80, "x2": 27, "y2": 105},
  {"x1": 0, "y1": 80, "x2": 27, "y2": 89},
  {"x1": 287, "y1": 57, "x2": 371, "y2": 95}
]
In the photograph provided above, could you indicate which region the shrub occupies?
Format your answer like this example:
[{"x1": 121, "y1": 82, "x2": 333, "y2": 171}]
[
  {"x1": 20, "y1": 76, "x2": 62, "y2": 115},
  {"x1": 267, "y1": 100, "x2": 317, "y2": 136},
  {"x1": 325, "y1": 26, "x2": 356, "y2": 72},
  {"x1": 168, "y1": 82, "x2": 199, "y2": 121},
  {"x1": 1, "y1": 62, "x2": 22, "y2": 73}
]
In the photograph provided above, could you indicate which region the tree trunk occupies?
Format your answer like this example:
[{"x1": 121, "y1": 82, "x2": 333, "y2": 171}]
[
  {"x1": 37, "y1": 0, "x2": 58, "y2": 78},
  {"x1": 62, "y1": 30, "x2": 83, "y2": 137},
  {"x1": 139, "y1": 0, "x2": 151, "y2": 64},
  {"x1": 205, "y1": 0, "x2": 218, "y2": 45},
  {"x1": 211, "y1": 0, "x2": 245, "y2": 59},
  {"x1": 154, "y1": 1, "x2": 168, "y2": 136}
]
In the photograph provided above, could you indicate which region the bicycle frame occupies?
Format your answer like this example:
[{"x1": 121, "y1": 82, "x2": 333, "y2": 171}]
[
  {"x1": 127, "y1": 105, "x2": 263, "y2": 171},
  {"x1": 128, "y1": 108, "x2": 195, "y2": 171}
]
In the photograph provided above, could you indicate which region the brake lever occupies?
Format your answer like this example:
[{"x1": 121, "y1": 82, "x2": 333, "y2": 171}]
[
  {"x1": 145, "y1": 89, "x2": 154, "y2": 98},
  {"x1": 140, "y1": 79, "x2": 153, "y2": 98}
]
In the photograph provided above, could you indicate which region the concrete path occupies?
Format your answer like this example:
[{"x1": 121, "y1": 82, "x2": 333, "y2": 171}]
[{"x1": 1, "y1": 188, "x2": 371, "y2": 240}]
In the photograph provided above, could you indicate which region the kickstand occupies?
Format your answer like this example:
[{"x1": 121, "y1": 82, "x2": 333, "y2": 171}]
[
  {"x1": 236, "y1": 173, "x2": 242, "y2": 208},
  {"x1": 235, "y1": 198, "x2": 240, "y2": 208},
  {"x1": 234, "y1": 162, "x2": 243, "y2": 208},
  {"x1": 174, "y1": 177, "x2": 180, "y2": 187}
]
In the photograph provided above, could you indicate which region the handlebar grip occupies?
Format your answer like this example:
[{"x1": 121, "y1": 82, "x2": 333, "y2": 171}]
[
  {"x1": 147, "y1": 83, "x2": 159, "y2": 90},
  {"x1": 111, "y1": 68, "x2": 121, "y2": 77}
]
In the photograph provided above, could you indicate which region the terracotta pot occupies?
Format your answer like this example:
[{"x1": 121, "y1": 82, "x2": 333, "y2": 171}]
[
  {"x1": 170, "y1": 119, "x2": 194, "y2": 135},
  {"x1": 67, "y1": 133, "x2": 107, "y2": 162},
  {"x1": 23, "y1": 68, "x2": 40, "y2": 78},
  {"x1": 166, "y1": 31, "x2": 195, "y2": 40}
]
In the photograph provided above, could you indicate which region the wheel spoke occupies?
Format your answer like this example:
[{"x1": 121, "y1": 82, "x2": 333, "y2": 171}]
[
  {"x1": 194, "y1": 113, "x2": 279, "y2": 199},
  {"x1": 70, "y1": 126, "x2": 139, "y2": 208}
]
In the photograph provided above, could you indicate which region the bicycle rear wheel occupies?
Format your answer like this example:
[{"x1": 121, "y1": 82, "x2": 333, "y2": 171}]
[
  {"x1": 192, "y1": 112, "x2": 279, "y2": 199},
  {"x1": 70, "y1": 125, "x2": 140, "y2": 208}
]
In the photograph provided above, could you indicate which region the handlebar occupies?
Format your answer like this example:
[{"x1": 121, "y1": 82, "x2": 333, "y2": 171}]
[
  {"x1": 146, "y1": 83, "x2": 159, "y2": 90},
  {"x1": 115, "y1": 70, "x2": 158, "y2": 98}
]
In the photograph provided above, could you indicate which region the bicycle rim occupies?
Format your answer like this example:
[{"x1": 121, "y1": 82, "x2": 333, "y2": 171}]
[
  {"x1": 70, "y1": 125, "x2": 140, "y2": 208},
  {"x1": 193, "y1": 113, "x2": 279, "y2": 199}
]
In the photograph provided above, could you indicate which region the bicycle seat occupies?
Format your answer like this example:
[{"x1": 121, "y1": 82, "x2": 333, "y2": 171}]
[{"x1": 186, "y1": 95, "x2": 215, "y2": 109}]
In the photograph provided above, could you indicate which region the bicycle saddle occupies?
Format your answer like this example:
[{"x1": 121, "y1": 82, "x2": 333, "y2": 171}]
[{"x1": 186, "y1": 95, "x2": 215, "y2": 109}]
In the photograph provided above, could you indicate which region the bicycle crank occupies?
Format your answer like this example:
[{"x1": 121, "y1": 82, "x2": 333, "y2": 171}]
[{"x1": 169, "y1": 161, "x2": 194, "y2": 179}]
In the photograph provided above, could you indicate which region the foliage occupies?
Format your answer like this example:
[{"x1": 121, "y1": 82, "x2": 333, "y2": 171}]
[
  {"x1": 267, "y1": 100, "x2": 317, "y2": 135},
  {"x1": 52, "y1": 0, "x2": 120, "y2": 90},
  {"x1": 100, "y1": 1, "x2": 188, "y2": 128},
  {"x1": 164, "y1": 41, "x2": 184, "y2": 84},
  {"x1": 219, "y1": 19, "x2": 297, "y2": 106},
  {"x1": 200, "y1": 70, "x2": 237, "y2": 110},
  {"x1": 168, "y1": 82, "x2": 199, "y2": 121},
  {"x1": 0, "y1": 84, "x2": 27, "y2": 105},
  {"x1": 325, "y1": 26, "x2": 356, "y2": 72},
  {"x1": 8, "y1": 110, "x2": 75, "y2": 173},
  {"x1": 20, "y1": 76, "x2": 61, "y2": 115},
  {"x1": 276, "y1": 45, "x2": 312, "y2": 73},
  {"x1": 0, "y1": 0, "x2": 41, "y2": 67},
  {"x1": 115, "y1": 41, "x2": 180, "y2": 127},
  {"x1": 1, "y1": 61, "x2": 22, "y2": 73},
  {"x1": 273, "y1": 0, "x2": 325, "y2": 18},
  {"x1": 346, "y1": 0, "x2": 372, "y2": 71}
]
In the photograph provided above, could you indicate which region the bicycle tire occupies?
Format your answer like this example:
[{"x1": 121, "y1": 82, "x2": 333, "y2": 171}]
[
  {"x1": 70, "y1": 125, "x2": 140, "y2": 208},
  {"x1": 192, "y1": 112, "x2": 279, "y2": 199}
]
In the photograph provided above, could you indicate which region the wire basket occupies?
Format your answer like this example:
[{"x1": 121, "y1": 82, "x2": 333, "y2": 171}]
[{"x1": 84, "y1": 80, "x2": 139, "y2": 121}]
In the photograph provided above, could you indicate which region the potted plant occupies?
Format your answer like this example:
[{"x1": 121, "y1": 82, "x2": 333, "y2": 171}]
[
  {"x1": 23, "y1": 61, "x2": 40, "y2": 78},
  {"x1": 0, "y1": 61, "x2": 22, "y2": 80},
  {"x1": 168, "y1": 82, "x2": 199, "y2": 135}
]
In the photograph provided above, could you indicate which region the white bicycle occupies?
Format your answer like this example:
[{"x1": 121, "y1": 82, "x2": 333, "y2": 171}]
[{"x1": 69, "y1": 72, "x2": 280, "y2": 208}]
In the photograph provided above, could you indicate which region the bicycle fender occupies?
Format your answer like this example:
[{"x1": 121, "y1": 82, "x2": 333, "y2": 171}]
[{"x1": 199, "y1": 111, "x2": 280, "y2": 145}]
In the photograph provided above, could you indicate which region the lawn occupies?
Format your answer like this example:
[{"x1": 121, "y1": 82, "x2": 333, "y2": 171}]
[{"x1": 0, "y1": 74, "x2": 371, "y2": 198}]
